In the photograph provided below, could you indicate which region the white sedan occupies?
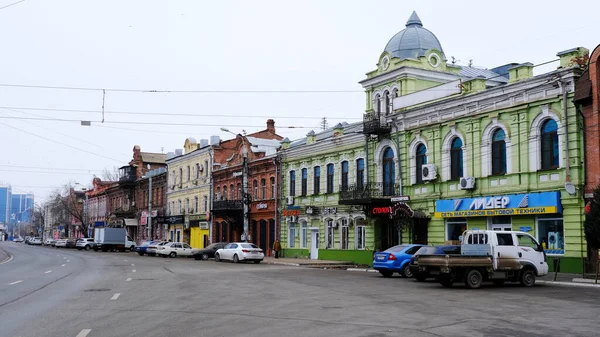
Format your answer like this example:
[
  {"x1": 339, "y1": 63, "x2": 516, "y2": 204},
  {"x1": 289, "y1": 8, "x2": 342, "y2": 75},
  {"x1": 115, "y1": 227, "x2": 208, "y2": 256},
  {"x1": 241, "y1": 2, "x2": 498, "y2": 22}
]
[
  {"x1": 157, "y1": 242, "x2": 194, "y2": 258},
  {"x1": 215, "y1": 242, "x2": 264, "y2": 263}
]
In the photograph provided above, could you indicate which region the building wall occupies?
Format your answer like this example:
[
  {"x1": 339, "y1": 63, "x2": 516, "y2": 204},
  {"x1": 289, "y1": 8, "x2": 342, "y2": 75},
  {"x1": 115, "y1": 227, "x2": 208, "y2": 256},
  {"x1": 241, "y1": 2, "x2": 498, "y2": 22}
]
[{"x1": 0, "y1": 185, "x2": 11, "y2": 225}]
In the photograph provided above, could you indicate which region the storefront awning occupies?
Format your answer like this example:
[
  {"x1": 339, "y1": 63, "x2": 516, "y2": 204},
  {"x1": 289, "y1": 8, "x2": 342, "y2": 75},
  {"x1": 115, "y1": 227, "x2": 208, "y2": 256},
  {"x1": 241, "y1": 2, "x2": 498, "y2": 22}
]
[{"x1": 124, "y1": 219, "x2": 138, "y2": 227}]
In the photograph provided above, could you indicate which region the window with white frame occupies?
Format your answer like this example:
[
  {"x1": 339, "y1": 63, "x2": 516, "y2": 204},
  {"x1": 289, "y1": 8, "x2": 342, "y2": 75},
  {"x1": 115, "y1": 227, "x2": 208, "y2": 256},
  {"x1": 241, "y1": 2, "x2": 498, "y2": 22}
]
[
  {"x1": 446, "y1": 218, "x2": 467, "y2": 241},
  {"x1": 194, "y1": 196, "x2": 198, "y2": 213},
  {"x1": 288, "y1": 223, "x2": 297, "y2": 248},
  {"x1": 326, "y1": 219, "x2": 335, "y2": 248},
  {"x1": 356, "y1": 225, "x2": 366, "y2": 250},
  {"x1": 203, "y1": 196, "x2": 208, "y2": 212},
  {"x1": 340, "y1": 219, "x2": 349, "y2": 250},
  {"x1": 300, "y1": 222, "x2": 308, "y2": 248}
]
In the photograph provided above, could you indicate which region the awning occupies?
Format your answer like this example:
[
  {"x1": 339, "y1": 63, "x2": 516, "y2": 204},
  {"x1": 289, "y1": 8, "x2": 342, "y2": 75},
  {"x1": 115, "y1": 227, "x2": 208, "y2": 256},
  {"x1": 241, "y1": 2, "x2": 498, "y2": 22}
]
[{"x1": 124, "y1": 219, "x2": 138, "y2": 227}]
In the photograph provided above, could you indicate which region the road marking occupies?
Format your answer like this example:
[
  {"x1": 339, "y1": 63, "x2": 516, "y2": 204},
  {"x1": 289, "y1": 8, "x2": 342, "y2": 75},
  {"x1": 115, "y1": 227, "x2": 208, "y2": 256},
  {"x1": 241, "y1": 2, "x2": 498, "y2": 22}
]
[
  {"x1": 131, "y1": 263, "x2": 135, "y2": 266},
  {"x1": 126, "y1": 278, "x2": 132, "y2": 282},
  {"x1": 63, "y1": 257, "x2": 67, "y2": 259},
  {"x1": 45, "y1": 270, "x2": 52, "y2": 274},
  {"x1": 132, "y1": 269, "x2": 136, "y2": 273},
  {"x1": 110, "y1": 293, "x2": 121, "y2": 300},
  {"x1": 124, "y1": 259, "x2": 128, "y2": 262},
  {"x1": 67, "y1": 260, "x2": 70, "y2": 262},
  {"x1": 76, "y1": 329, "x2": 92, "y2": 337},
  {"x1": 9, "y1": 280, "x2": 23, "y2": 285},
  {"x1": 61, "y1": 264, "x2": 66, "y2": 267}
]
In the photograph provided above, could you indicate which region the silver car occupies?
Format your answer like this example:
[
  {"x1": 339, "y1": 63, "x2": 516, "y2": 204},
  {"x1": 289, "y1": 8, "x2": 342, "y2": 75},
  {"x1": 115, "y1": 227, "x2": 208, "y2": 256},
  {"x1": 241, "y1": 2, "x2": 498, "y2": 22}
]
[{"x1": 76, "y1": 238, "x2": 95, "y2": 251}]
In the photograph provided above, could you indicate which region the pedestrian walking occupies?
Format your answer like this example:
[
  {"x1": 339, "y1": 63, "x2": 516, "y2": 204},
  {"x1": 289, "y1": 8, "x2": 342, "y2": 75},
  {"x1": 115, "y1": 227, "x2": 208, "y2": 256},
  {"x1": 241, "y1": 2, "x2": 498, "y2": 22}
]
[{"x1": 273, "y1": 239, "x2": 281, "y2": 259}]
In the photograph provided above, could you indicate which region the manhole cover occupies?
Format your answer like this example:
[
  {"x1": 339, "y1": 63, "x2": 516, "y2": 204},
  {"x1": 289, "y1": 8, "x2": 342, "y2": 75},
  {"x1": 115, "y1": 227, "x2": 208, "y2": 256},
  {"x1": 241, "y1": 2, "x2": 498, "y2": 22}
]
[{"x1": 84, "y1": 288, "x2": 111, "y2": 292}]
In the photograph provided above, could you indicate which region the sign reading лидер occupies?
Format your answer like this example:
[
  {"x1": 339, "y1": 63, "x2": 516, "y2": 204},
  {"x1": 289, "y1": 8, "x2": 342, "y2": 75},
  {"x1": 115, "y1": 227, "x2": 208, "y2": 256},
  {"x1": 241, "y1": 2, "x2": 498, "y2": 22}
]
[{"x1": 434, "y1": 191, "x2": 562, "y2": 218}]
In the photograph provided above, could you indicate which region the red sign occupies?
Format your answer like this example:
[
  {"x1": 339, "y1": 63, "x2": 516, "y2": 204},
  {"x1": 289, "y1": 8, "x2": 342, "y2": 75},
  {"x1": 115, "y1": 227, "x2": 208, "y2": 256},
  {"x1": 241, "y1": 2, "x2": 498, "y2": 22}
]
[
  {"x1": 370, "y1": 202, "x2": 414, "y2": 219},
  {"x1": 283, "y1": 209, "x2": 301, "y2": 216}
]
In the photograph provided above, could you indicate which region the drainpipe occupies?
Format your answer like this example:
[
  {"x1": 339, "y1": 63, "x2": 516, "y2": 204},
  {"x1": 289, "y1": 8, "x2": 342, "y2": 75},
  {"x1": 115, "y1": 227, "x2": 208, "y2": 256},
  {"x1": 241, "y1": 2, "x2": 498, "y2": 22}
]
[
  {"x1": 273, "y1": 156, "x2": 279, "y2": 246},
  {"x1": 388, "y1": 118, "x2": 403, "y2": 196},
  {"x1": 560, "y1": 81, "x2": 572, "y2": 183},
  {"x1": 209, "y1": 148, "x2": 214, "y2": 244}
]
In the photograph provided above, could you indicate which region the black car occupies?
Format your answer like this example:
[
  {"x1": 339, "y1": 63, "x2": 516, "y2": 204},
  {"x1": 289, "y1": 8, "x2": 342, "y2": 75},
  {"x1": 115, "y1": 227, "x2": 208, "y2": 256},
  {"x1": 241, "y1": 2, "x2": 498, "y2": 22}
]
[
  {"x1": 65, "y1": 239, "x2": 77, "y2": 249},
  {"x1": 192, "y1": 242, "x2": 228, "y2": 260},
  {"x1": 409, "y1": 245, "x2": 461, "y2": 282}
]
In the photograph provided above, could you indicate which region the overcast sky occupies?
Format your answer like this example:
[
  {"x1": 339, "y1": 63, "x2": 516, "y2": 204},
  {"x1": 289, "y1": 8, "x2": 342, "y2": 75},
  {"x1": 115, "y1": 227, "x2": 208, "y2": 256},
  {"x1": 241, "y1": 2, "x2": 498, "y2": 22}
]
[{"x1": 0, "y1": 0, "x2": 599, "y2": 203}]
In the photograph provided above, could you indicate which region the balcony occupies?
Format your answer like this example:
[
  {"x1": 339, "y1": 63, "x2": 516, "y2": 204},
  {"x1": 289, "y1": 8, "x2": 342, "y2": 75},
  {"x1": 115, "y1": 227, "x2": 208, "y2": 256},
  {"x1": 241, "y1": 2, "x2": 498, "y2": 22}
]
[
  {"x1": 119, "y1": 166, "x2": 137, "y2": 186},
  {"x1": 363, "y1": 112, "x2": 391, "y2": 136},
  {"x1": 339, "y1": 182, "x2": 400, "y2": 205},
  {"x1": 212, "y1": 199, "x2": 243, "y2": 212}
]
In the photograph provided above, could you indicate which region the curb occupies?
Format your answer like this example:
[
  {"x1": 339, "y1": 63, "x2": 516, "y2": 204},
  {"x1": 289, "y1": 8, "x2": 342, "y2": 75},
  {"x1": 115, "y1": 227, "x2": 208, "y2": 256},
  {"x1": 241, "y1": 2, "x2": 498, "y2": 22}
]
[
  {"x1": 537, "y1": 280, "x2": 600, "y2": 288},
  {"x1": 347, "y1": 268, "x2": 378, "y2": 273},
  {"x1": 264, "y1": 262, "x2": 301, "y2": 267}
]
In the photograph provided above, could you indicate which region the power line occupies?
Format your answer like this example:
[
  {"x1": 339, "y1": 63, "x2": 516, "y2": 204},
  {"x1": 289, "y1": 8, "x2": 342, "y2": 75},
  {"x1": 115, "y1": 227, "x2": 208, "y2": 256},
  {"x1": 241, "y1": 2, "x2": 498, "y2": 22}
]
[
  {"x1": 0, "y1": 164, "x2": 103, "y2": 172},
  {"x1": 0, "y1": 0, "x2": 25, "y2": 11}
]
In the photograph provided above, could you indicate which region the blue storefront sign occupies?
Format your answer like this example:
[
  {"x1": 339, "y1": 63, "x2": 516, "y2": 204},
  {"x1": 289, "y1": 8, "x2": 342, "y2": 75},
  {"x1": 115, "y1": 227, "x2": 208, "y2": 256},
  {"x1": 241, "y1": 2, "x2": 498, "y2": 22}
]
[
  {"x1": 94, "y1": 221, "x2": 105, "y2": 228},
  {"x1": 519, "y1": 226, "x2": 532, "y2": 232},
  {"x1": 435, "y1": 191, "x2": 562, "y2": 218}
]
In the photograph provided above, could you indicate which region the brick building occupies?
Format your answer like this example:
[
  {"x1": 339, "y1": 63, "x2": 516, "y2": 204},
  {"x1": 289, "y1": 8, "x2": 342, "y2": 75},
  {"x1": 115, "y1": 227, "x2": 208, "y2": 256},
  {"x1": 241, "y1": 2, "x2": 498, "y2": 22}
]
[{"x1": 135, "y1": 169, "x2": 167, "y2": 243}]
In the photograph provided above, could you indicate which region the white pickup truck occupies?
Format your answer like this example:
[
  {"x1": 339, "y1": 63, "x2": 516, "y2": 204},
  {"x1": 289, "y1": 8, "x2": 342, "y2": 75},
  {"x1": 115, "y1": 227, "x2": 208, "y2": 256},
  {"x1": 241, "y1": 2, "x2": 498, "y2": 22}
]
[{"x1": 417, "y1": 230, "x2": 548, "y2": 289}]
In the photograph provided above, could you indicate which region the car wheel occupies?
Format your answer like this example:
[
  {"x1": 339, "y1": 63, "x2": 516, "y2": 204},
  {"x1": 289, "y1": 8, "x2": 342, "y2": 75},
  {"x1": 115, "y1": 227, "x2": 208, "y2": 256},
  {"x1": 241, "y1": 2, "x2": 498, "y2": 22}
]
[
  {"x1": 93, "y1": 247, "x2": 98, "y2": 252},
  {"x1": 202, "y1": 253, "x2": 209, "y2": 260},
  {"x1": 465, "y1": 269, "x2": 483, "y2": 289},
  {"x1": 415, "y1": 275, "x2": 427, "y2": 282},
  {"x1": 130, "y1": 246, "x2": 135, "y2": 252},
  {"x1": 215, "y1": 253, "x2": 221, "y2": 262},
  {"x1": 379, "y1": 270, "x2": 393, "y2": 278},
  {"x1": 520, "y1": 269, "x2": 536, "y2": 287},
  {"x1": 402, "y1": 264, "x2": 413, "y2": 278},
  {"x1": 85, "y1": 245, "x2": 90, "y2": 251},
  {"x1": 169, "y1": 252, "x2": 177, "y2": 258},
  {"x1": 254, "y1": 260, "x2": 261, "y2": 264},
  {"x1": 439, "y1": 275, "x2": 454, "y2": 288},
  {"x1": 233, "y1": 254, "x2": 239, "y2": 263}
]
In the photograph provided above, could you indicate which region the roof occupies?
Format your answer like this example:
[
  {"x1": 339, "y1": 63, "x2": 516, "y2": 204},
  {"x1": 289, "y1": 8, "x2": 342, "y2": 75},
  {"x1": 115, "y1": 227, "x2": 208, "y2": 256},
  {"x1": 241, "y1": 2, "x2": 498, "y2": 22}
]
[
  {"x1": 574, "y1": 69, "x2": 592, "y2": 103},
  {"x1": 289, "y1": 121, "x2": 362, "y2": 148},
  {"x1": 383, "y1": 11, "x2": 445, "y2": 60},
  {"x1": 245, "y1": 136, "x2": 281, "y2": 156},
  {"x1": 458, "y1": 66, "x2": 509, "y2": 83},
  {"x1": 140, "y1": 152, "x2": 167, "y2": 163}
]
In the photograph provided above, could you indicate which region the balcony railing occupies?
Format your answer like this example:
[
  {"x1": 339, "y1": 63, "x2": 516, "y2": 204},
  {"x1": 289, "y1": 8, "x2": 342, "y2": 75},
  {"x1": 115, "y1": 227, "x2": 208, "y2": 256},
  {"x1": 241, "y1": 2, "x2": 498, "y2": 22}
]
[
  {"x1": 212, "y1": 199, "x2": 243, "y2": 211},
  {"x1": 363, "y1": 113, "x2": 391, "y2": 135},
  {"x1": 339, "y1": 182, "x2": 400, "y2": 204}
]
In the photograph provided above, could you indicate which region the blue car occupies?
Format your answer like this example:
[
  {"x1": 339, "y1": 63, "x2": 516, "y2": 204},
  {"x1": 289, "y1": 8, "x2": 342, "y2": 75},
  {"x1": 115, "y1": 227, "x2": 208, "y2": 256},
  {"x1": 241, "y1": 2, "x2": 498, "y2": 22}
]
[
  {"x1": 373, "y1": 244, "x2": 425, "y2": 278},
  {"x1": 135, "y1": 240, "x2": 155, "y2": 256}
]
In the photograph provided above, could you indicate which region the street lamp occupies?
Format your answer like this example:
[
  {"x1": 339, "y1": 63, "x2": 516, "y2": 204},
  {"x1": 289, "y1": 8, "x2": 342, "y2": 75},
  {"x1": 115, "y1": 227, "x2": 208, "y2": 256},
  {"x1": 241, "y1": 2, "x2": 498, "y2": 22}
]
[{"x1": 220, "y1": 127, "x2": 249, "y2": 242}]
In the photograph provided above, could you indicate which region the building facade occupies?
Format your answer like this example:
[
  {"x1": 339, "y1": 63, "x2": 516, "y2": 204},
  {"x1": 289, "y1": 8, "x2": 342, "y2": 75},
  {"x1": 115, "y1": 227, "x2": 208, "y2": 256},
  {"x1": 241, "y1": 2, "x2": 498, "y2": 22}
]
[
  {"x1": 0, "y1": 183, "x2": 11, "y2": 230},
  {"x1": 135, "y1": 168, "x2": 167, "y2": 243},
  {"x1": 350, "y1": 12, "x2": 588, "y2": 272},
  {"x1": 280, "y1": 123, "x2": 372, "y2": 264},
  {"x1": 165, "y1": 138, "x2": 212, "y2": 247}
]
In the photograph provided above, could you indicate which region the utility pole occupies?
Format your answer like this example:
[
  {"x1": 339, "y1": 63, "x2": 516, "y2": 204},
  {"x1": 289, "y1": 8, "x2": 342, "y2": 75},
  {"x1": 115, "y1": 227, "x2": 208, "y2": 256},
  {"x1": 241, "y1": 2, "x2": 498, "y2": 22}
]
[
  {"x1": 242, "y1": 146, "x2": 249, "y2": 242},
  {"x1": 147, "y1": 164, "x2": 153, "y2": 240},
  {"x1": 321, "y1": 117, "x2": 328, "y2": 130}
]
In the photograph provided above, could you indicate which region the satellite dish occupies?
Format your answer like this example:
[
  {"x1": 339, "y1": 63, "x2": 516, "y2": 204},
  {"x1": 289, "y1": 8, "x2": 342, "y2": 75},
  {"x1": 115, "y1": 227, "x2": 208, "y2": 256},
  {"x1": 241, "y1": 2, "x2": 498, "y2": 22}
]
[{"x1": 565, "y1": 182, "x2": 576, "y2": 195}]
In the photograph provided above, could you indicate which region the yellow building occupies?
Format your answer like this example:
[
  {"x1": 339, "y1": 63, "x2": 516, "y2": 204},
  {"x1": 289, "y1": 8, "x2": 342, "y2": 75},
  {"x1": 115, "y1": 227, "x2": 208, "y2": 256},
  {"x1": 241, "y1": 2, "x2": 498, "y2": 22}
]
[{"x1": 165, "y1": 137, "x2": 213, "y2": 248}]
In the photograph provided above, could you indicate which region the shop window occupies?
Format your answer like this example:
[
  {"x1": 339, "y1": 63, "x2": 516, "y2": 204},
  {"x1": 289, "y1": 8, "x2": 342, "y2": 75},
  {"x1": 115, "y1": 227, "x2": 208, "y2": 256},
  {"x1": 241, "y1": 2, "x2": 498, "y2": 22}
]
[
  {"x1": 326, "y1": 164, "x2": 334, "y2": 194},
  {"x1": 288, "y1": 223, "x2": 297, "y2": 248},
  {"x1": 415, "y1": 144, "x2": 427, "y2": 184},
  {"x1": 537, "y1": 216, "x2": 564, "y2": 255},
  {"x1": 356, "y1": 225, "x2": 366, "y2": 250},
  {"x1": 488, "y1": 216, "x2": 512, "y2": 231},
  {"x1": 541, "y1": 119, "x2": 559, "y2": 170},
  {"x1": 300, "y1": 222, "x2": 308, "y2": 248},
  {"x1": 356, "y1": 159, "x2": 365, "y2": 189},
  {"x1": 313, "y1": 166, "x2": 321, "y2": 195},
  {"x1": 446, "y1": 218, "x2": 467, "y2": 241},
  {"x1": 341, "y1": 161, "x2": 349, "y2": 192},
  {"x1": 326, "y1": 220, "x2": 335, "y2": 248},
  {"x1": 290, "y1": 171, "x2": 296, "y2": 197},
  {"x1": 301, "y1": 168, "x2": 308, "y2": 196},
  {"x1": 383, "y1": 147, "x2": 395, "y2": 195},
  {"x1": 340, "y1": 219, "x2": 349, "y2": 250},
  {"x1": 491, "y1": 129, "x2": 507, "y2": 175},
  {"x1": 450, "y1": 137, "x2": 463, "y2": 181}
]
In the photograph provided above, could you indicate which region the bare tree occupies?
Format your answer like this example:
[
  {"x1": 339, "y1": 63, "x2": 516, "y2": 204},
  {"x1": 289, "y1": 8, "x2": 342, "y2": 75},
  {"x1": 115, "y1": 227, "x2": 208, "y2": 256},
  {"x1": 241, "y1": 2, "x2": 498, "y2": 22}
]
[
  {"x1": 45, "y1": 183, "x2": 87, "y2": 237},
  {"x1": 32, "y1": 203, "x2": 45, "y2": 236},
  {"x1": 101, "y1": 167, "x2": 120, "y2": 181}
]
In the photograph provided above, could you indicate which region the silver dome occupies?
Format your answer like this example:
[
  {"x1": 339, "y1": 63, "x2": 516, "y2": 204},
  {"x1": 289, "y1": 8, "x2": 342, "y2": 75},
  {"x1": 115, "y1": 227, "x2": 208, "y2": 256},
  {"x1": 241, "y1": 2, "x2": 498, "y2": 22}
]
[{"x1": 383, "y1": 11, "x2": 445, "y2": 60}]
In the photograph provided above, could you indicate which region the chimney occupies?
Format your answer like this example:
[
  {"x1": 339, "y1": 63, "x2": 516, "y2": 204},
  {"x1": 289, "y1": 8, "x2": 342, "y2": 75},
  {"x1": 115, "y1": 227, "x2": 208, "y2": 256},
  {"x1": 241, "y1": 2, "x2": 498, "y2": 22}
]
[
  {"x1": 306, "y1": 130, "x2": 316, "y2": 144},
  {"x1": 557, "y1": 47, "x2": 589, "y2": 69},
  {"x1": 508, "y1": 62, "x2": 533, "y2": 83},
  {"x1": 267, "y1": 119, "x2": 275, "y2": 133},
  {"x1": 333, "y1": 123, "x2": 344, "y2": 137}
]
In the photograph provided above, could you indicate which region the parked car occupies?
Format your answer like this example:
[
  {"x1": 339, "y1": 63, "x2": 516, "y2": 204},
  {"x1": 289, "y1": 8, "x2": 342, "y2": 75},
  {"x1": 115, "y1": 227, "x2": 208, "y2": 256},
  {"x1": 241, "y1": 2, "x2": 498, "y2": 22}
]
[
  {"x1": 13, "y1": 237, "x2": 24, "y2": 243},
  {"x1": 76, "y1": 238, "x2": 95, "y2": 251},
  {"x1": 214, "y1": 242, "x2": 264, "y2": 263},
  {"x1": 409, "y1": 245, "x2": 461, "y2": 282},
  {"x1": 43, "y1": 238, "x2": 55, "y2": 246},
  {"x1": 372, "y1": 244, "x2": 425, "y2": 278},
  {"x1": 135, "y1": 240, "x2": 155, "y2": 256},
  {"x1": 192, "y1": 242, "x2": 228, "y2": 260},
  {"x1": 24, "y1": 236, "x2": 32, "y2": 244},
  {"x1": 146, "y1": 241, "x2": 168, "y2": 256},
  {"x1": 66, "y1": 239, "x2": 77, "y2": 249},
  {"x1": 30, "y1": 237, "x2": 43, "y2": 245},
  {"x1": 157, "y1": 242, "x2": 195, "y2": 258},
  {"x1": 54, "y1": 239, "x2": 67, "y2": 248}
]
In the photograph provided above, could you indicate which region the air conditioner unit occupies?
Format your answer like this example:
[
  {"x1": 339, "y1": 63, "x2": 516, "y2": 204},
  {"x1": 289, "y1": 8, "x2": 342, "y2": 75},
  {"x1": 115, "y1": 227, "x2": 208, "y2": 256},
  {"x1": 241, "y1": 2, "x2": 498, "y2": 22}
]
[
  {"x1": 459, "y1": 177, "x2": 476, "y2": 190},
  {"x1": 421, "y1": 164, "x2": 437, "y2": 181},
  {"x1": 287, "y1": 196, "x2": 294, "y2": 205}
]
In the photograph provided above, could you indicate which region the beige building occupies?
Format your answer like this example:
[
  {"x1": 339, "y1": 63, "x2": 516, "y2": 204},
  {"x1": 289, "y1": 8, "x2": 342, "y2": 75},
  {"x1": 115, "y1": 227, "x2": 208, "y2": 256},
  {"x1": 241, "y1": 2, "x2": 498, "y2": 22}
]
[{"x1": 165, "y1": 137, "x2": 213, "y2": 248}]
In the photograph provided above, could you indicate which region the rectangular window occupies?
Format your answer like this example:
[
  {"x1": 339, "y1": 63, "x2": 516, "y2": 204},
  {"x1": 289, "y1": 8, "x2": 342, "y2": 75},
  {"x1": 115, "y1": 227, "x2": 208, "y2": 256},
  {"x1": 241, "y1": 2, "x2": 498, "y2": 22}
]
[
  {"x1": 356, "y1": 226, "x2": 366, "y2": 250},
  {"x1": 261, "y1": 179, "x2": 266, "y2": 200},
  {"x1": 491, "y1": 142, "x2": 507, "y2": 175},
  {"x1": 446, "y1": 218, "x2": 467, "y2": 241},
  {"x1": 194, "y1": 197, "x2": 198, "y2": 213},
  {"x1": 196, "y1": 163, "x2": 200, "y2": 179},
  {"x1": 204, "y1": 160, "x2": 209, "y2": 176},
  {"x1": 326, "y1": 164, "x2": 334, "y2": 194},
  {"x1": 341, "y1": 219, "x2": 349, "y2": 250},
  {"x1": 290, "y1": 171, "x2": 296, "y2": 197},
  {"x1": 341, "y1": 161, "x2": 349, "y2": 191},
  {"x1": 301, "y1": 169, "x2": 308, "y2": 196},
  {"x1": 488, "y1": 216, "x2": 512, "y2": 231},
  {"x1": 313, "y1": 166, "x2": 321, "y2": 195},
  {"x1": 450, "y1": 149, "x2": 463, "y2": 181},
  {"x1": 356, "y1": 159, "x2": 365, "y2": 188},
  {"x1": 537, "y1": 216, "x2": 564, "y2": 255},
  {"x1": 300, "y1": 225, "x2": 307, "y2": 248},
  {"x1": 270, "y1": 177, "x2": 275, "y2": 199},
  {"x1": 289, "y1": 225, "x2": 296, "y2": 248},
  {"x1": 326, "y1": 220, "x2": 334, "y2": 248}
]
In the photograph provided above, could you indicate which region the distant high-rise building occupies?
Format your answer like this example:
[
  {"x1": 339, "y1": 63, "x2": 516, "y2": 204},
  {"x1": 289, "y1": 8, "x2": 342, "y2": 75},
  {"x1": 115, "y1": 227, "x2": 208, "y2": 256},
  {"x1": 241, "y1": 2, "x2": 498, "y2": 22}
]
[
  {"x1": 11, "y1": 193, "x2": 34, "y2": 223},
  {"x1": 0, "y1": 183, "x2": 11, "y2": 225}
]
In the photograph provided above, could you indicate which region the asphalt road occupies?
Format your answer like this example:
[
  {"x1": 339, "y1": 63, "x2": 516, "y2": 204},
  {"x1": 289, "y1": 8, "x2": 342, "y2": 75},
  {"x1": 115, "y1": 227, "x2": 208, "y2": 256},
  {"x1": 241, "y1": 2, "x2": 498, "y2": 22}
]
[{"x1": 1, "y1": 242, "x2": 599, "y2": 337}]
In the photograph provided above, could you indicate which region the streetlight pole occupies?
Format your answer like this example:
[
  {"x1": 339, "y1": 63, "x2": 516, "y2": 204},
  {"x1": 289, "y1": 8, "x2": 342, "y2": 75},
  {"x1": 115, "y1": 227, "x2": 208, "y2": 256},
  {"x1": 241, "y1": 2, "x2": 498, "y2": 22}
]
[
  {"x1": 147, "y1": 164, "x2": 153, "y2": 240},
  {"x1": 221, "y1": 127, "x2": 249, "y2": 242}
]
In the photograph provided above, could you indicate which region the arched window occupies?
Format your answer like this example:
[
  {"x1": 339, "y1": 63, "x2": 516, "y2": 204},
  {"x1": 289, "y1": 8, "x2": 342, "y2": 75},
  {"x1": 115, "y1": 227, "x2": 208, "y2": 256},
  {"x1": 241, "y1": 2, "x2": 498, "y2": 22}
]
[
  {"x1": 203, "y1": 196, "x2": 208, "y2": 212},
  {"x1": 326, "y1": 164, "x2": 334, "y2": 194},
  {"x1": 383, "y1": 90, "x2": 390, "y2": 115},
  {"x1": 541, "y1": 119, "x2": 559, "y2": 170},
  {"x1": 491, "y1": 129, "x2": 507, "y2": 175},
  {"x1": 229, "y1": 184, "x2": 234, "y2": 200},
  {"x1": 356, "y1": 159, "x2": 365, "y2": 188},
  {"x1": 261, "y1": 179, "x2": 266, "y2": 200},
  {"x1": 194, "y1": 196, "x2": 198, "y2": 213},
  {"x1": 383, "y1": 147, "x2": 395, "y2": 195},
  {"x1": 270, "y1": 177, "x2": 275, "y2": 199},
  {"x1": 416, "y1": 144, "x2": 427, "y2": 184},
  {"x1": 341, "y1": 161, "x2": 349, "y2": 191},
  {"x1": 301, "y1": 168, "x2": 308, "y2": 196},
  {"x1": 392, "y1": 87, "x2": 399, "y2": 98},
  {"x1": 313, "y1": 166, "x2": 321, "y2": 195},
  {"x1": 374, "y1": 94, "x2": 381, "y2": 113},
  {"x1": 450, "y1": 138, "x2": 463, "y2": 181},
  {"x1": 253, "y1": 180, "x2": 258, "y2": 200},
  {"x1": 289, "y1": 171, "x2": 296, "y2": 197},
  {"x1": 186, "y1": 166, "x2": 190, "y2": 181},
  {"x1": 236, "y1": 183, "x2": 242, "y2": 200},
  {"x1": 216, "y1": 187, "x2": 221, "y2": 200},
  {"x1": 196, "y1": 163, "x2": 200, "y2": 179},
  {"x1": 222, "y1": 186, "x2": 228, "y2": 200}
]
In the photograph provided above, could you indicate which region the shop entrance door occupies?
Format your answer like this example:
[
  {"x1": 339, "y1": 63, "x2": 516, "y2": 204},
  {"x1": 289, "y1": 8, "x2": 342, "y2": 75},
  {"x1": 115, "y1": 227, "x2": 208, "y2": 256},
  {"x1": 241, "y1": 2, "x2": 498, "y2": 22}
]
[
  {"x1": 310, "y1": 229, "x2": 319, "y2": 259},
  {"x1": 488, "y1": 216, "x2": 512, "y2": 231},
  {"x1": 259, "y1": 220, "x2": 267, "y2": 253},
  {"x1": 412, "y1": 218, "x2": 429, "y2": 244}
]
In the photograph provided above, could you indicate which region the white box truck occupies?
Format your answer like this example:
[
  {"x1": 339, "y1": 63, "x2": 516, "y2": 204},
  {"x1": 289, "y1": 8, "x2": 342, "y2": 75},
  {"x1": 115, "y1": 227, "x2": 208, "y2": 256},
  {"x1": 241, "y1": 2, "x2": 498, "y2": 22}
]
[{"x1": 93, "y1": 227, "x2": 136, "y2": 252}]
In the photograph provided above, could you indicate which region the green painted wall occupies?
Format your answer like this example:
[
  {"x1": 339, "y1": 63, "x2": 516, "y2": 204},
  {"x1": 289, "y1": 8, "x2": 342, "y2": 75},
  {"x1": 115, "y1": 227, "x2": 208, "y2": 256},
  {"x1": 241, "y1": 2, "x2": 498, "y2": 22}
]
[
  {"x1": 282, "y1": 249, "x2": 309, "y2": 259},
  {"x1": 318, "y1": 249, "x2": 374, "y2": 266}
]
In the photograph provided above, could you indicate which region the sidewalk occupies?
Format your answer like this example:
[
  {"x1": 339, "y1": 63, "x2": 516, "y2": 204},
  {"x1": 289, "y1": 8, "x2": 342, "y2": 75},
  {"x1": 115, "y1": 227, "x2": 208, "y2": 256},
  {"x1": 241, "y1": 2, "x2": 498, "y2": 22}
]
[{"x1": 262, "y1": 256, "x2": 355, "y2": 268}]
